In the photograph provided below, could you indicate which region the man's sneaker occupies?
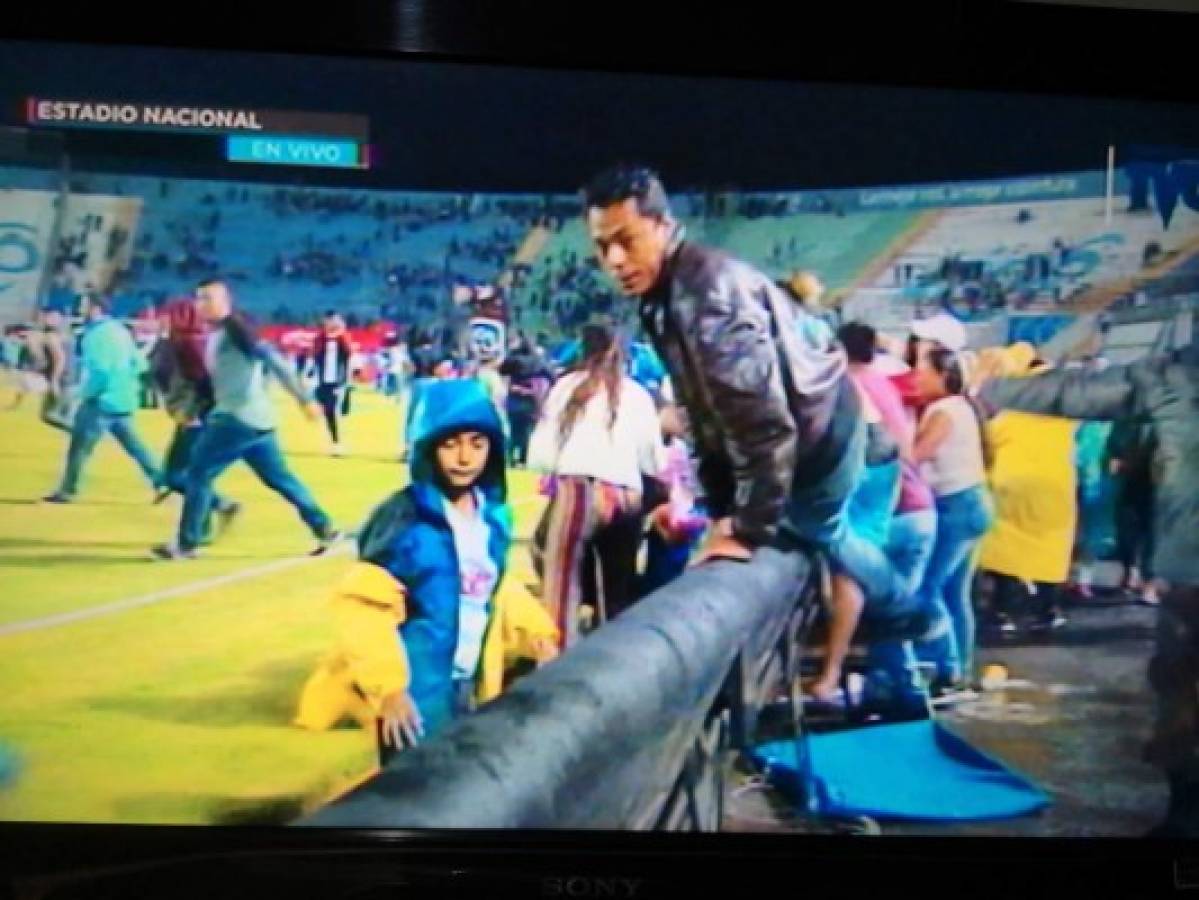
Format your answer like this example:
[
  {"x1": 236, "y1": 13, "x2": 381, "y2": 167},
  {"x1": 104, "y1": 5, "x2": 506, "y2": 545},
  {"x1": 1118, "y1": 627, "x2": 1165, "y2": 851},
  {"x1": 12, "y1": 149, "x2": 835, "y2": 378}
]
[
  {"x1": 854, "y1": 694, "x2": 931, "y2": 724},
  {"x1": 1137, "y1": 585, "x2": 1162, "y2": 607},
  {"x1": 214, "y1": 502, "x2": 243, "y2": 539},
  {"x1": 929, "y1": 678, "x2": 980, "y2": 707},
  {"x1": 1121, "y1": 568, "x2": 1144, "y2": 596},
  {"x1": 150, "y1": 543, "x2": 197, "y2": 561},
  {"x1": 331, "y1": 442, "x2": 346, "y2": 458},
  {"x1": 152, "y1": 487, "x2": 174, "y2": 505},
  {"x1": 42, "y1": 492, "x2": 72, "y2": 504},
  {"x1": 311, "y1": 528, "x2": 345, "y2": 556},
  {"x1": 1029, "y1": 610, "x2": 1068, "y2": 631},
  {"x1": 983, "y1": 611, "x2": 1019, "y2": 635}
]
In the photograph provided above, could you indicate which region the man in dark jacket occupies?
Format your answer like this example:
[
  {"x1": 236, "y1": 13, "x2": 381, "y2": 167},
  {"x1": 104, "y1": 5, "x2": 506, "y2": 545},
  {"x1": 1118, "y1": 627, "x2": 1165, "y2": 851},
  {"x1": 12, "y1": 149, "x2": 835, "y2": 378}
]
[
  {"x1": 581, "y1": 164, "x2": 935, "y2": 639},
  {"x1": 498, "y1": 335, "x2": 548, "y2": 468},
  {"x1": 313, "y1": 311, "x2": 354, "y2": 457},
  {"x1": 975, "y1": 319, "x2": 1199, "y2": 836}
]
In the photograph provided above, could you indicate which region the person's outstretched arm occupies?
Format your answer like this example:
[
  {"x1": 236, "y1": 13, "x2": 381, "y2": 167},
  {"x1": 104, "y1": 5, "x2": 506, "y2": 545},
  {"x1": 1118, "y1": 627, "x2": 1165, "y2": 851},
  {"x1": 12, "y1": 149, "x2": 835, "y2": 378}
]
[
  {"x1": 979, "y1": 363, "x2": 1139, "y2": 422},
  {"x1": 257, "y1": 339, "x2": 316, "y2": 406}
]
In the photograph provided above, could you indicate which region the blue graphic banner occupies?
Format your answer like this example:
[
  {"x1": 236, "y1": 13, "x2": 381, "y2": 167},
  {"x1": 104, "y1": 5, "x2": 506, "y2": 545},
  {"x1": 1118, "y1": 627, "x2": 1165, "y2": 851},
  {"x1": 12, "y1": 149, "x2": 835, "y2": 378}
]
[{"x1": 226, "y1": 136, "x2": 367, "y2": 170}]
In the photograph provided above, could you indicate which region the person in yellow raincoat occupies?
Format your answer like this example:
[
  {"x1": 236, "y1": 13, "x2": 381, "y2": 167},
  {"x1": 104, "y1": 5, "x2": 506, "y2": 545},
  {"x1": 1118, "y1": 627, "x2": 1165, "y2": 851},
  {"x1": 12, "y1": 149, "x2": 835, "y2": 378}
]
[
  {"x1": 976, "y1": 342, "x2": 1078, "y2": 633},
  {"x1": 295, "y1": 377, "x2": 558, "y2": 755}
]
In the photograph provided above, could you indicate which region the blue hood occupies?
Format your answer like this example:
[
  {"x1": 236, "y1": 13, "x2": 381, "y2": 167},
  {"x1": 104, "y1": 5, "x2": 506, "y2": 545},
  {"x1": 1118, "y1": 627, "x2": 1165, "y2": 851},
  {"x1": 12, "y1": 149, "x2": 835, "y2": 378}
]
[{"x1": 408, "y1": 378, "x2": 508, "y2": 501}]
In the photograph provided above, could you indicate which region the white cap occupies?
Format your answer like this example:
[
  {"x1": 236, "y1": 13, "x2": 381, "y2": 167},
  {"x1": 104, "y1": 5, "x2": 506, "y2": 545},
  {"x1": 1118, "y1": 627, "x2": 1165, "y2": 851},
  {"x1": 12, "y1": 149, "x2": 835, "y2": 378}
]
[{"x1": 910, "y1": 313, "x2": 968, "y2": 352}]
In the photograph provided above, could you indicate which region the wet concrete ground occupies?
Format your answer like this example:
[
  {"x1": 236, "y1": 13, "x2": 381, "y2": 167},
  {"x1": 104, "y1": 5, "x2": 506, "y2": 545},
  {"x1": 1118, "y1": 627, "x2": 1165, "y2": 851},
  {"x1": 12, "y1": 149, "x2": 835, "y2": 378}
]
[{"x1": 726, "y1": 580, "x2": 1166, "y2": 836}]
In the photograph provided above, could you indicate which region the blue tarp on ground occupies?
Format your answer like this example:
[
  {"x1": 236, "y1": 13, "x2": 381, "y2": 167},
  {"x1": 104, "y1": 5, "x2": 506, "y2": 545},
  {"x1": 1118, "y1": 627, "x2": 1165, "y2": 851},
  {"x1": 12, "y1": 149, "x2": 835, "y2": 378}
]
[{"x1": 752, "y1": 719, "x2": 1051, "y2": 822}]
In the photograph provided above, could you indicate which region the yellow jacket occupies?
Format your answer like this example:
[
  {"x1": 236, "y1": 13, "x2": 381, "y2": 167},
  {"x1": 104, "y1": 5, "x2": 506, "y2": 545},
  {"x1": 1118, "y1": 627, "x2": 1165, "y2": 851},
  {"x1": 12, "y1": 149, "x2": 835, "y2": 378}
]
[
  {"x1": 294, "y1": 561, "x2": 558, "y2": 731},
  {"x1": 977, "y1": 344, "x2": 1078, "y2": 584}
]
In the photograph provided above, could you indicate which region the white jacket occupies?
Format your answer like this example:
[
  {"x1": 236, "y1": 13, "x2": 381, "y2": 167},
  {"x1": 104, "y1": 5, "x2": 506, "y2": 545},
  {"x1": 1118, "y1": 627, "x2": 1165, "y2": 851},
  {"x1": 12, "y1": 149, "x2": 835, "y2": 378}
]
[{"x1": 528, "y1": 372, "x2": 664, "y2": 491}]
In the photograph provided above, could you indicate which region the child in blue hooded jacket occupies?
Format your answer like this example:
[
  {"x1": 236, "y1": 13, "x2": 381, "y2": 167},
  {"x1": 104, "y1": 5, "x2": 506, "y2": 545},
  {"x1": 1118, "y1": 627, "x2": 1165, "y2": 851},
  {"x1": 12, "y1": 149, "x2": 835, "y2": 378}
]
[{"x1": 295, "y1": 377, "x2": 558, "y2": 754}]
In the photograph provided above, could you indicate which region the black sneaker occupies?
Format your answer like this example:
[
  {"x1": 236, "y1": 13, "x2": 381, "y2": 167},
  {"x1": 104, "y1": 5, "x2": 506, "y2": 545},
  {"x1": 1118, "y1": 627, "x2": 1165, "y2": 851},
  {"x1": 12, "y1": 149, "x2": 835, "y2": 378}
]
[
  {"x1": 42, "y1": 492, "x2": 72, "y2": 504},
  {"x1": 311, "y1": 528, "x2": 345, "y2": 556},
  {"x1": 1028, "y1": 610, "x2": 1068, "y2": 632},
  {"x1": 214, "y1": 502, "x2": 242, "y2": 539},
  {"x1": 150, "y1": 543, "x2": 197, "y2": 561},
  {"x1": 855, "y1": 691, "x2": 931, "y2": 724},
  {"x1": 982, "y1": 611, "x2": 1018, "y2": 635}
]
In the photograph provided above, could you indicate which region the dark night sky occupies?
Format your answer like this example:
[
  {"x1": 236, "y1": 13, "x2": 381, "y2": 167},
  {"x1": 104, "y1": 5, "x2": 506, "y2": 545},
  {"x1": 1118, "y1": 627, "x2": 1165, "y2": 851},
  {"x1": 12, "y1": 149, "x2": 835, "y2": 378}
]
[{"x1": 3, "y1": 39, "x2": 1199, "y2": 193}]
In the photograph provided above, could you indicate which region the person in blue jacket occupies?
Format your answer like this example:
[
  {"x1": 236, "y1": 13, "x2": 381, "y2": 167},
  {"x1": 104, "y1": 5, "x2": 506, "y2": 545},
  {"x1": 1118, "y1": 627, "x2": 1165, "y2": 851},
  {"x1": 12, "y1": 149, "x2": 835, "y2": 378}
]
[
  {"x1": 44, "y1": 294, "x2": 162, "y2": 503},
  {"x1": 337, "y1": 377, "x2": 559, "y2": 743}
]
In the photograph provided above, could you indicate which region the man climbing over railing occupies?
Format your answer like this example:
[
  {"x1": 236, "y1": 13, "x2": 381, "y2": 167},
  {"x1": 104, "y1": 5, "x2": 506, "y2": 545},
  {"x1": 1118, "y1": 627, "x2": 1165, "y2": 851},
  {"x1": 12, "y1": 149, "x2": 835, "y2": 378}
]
[{"x1": 580, "y1": 165, "x2": 947, "y2": 713}]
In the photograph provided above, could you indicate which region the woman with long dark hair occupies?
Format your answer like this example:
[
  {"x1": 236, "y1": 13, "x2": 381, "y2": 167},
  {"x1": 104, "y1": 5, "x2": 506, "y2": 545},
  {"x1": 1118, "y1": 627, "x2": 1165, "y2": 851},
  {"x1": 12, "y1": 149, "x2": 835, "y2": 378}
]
[
  {"x1": 528, "y1": 324, "x2": 664, "y2": 649},
  {"x1": 911, "y1": 346, "x2": 994, "y2": 701},
  {"x1": 149, "y1": 298, "x2": 240, "y2": 543}
]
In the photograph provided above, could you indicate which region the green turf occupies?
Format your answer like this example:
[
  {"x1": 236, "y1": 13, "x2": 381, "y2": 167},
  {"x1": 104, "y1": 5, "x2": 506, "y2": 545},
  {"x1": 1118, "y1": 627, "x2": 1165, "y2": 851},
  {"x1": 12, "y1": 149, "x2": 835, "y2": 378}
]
[
  {"x1": 706, "y1": 210, "x2": 922, "y2": 291},
  {"x1": 0, "y1": 387, "x2": 546, "y2": 824}
]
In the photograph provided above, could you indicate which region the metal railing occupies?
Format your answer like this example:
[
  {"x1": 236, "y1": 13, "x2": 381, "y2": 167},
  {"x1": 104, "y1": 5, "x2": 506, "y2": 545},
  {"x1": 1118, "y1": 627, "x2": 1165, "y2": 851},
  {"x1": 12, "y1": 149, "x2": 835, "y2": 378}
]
[{"x1": 301, "y1": 548, "x2": 816, "y2": 831}]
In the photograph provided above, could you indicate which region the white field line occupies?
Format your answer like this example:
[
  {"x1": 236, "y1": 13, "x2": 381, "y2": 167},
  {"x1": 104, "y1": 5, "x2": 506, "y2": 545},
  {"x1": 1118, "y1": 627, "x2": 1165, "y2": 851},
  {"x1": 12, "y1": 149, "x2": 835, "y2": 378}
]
[
  {"x1": 0, "y1": 543, "x2": 355, "y2": 638},
  {"x1": 0, "y1": 494, "x2": 546, "y2": 637}
]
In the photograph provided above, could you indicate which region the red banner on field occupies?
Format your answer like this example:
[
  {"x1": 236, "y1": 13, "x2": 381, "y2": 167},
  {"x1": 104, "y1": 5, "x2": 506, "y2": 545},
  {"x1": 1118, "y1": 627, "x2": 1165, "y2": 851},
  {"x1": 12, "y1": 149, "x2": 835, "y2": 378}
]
[{"x1": 259, "y1": 322, "x2": 399, "y2": 354}]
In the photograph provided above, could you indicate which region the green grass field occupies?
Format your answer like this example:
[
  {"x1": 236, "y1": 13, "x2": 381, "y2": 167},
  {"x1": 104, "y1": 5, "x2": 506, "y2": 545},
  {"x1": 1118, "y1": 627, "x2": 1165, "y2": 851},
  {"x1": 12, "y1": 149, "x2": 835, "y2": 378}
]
[{"x1": 0, "y1": 386, "x2": 546, "y2": 824}]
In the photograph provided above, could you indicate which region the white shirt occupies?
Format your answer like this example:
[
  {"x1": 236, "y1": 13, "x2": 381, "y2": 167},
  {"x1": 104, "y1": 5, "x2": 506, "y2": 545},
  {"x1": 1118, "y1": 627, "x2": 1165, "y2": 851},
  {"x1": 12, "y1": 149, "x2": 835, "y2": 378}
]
[
  {"x1": 323, "y1": 340, "x2": 340, "y2": 384},
  {"x1": 391, "y1": 346, "x2": 411, "y2": 375},
  {"x1": 527, "y1": 373, "x2": 664, "y2": 490},
  {"x1": 444, "y1": 490, "x2": 498, "y2": 680},
  {"x1": 921, "y1": 395, "x2": 987, "y2": 498}
]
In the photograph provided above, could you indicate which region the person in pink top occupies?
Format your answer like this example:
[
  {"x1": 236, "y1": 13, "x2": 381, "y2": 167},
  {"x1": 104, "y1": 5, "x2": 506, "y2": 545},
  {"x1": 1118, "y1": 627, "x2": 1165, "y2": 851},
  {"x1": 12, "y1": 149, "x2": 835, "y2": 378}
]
[{"x1": 837, "y1": 322, "x2": 940, "y2": 718}]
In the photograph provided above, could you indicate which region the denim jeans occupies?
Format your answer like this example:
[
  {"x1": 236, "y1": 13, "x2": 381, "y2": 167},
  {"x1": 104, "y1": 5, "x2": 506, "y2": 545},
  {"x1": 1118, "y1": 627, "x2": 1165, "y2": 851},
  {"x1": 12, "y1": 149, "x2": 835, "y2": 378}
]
[
  {"x1": 915, "y1": 486, "x2": 994, "y2": 683},
  {"x1": 780, "y1": 418, "x2": 921, "y2": 628},
  {"x1": 866, "y1": 508, "x2": 939, "y2": 706},
  {"x1": 163, "y1": 424, "x2": 234, "y2": 536},
  {"x1": 886, "y1": 508, "x2": 938, "y2": 599},
  {"x1": 178, "y1": 413, "x2": 330, "y2": 550},
  {"x1": 637, "y1": 528, "x2": 695, "y2": 599},
  {"x1": 58, "y1": 399, "x2": 161, "y2": 497}
]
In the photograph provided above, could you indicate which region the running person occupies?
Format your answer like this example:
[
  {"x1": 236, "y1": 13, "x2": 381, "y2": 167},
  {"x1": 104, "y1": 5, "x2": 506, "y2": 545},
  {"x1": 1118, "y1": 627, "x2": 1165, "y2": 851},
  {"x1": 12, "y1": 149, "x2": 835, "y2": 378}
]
[
  {"x1": 151, "y1": 279, "x2": 341, "y2": 560},
  {"x1": 7, "y1": 323, "x2": 46, "y2": 411},
  {"x1": 149, "y1": 298, "x2": 241, "y2": 544},
  {"x1": 38, "y1": 308, "x2": 75, "y2": 431},
  {"x1": 313, "y1": 311, "x2": 353, "y2": 457},
  {"x1": 44, "y1": 294, "x2": 162, "y2": 504}
]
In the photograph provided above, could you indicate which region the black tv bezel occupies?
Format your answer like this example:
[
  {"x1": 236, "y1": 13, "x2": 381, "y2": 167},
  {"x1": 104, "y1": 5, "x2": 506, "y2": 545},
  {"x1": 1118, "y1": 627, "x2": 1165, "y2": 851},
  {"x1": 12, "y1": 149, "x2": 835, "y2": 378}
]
[{"x1": 2, "y1": 4, "x2": 1199, "y2": 893}]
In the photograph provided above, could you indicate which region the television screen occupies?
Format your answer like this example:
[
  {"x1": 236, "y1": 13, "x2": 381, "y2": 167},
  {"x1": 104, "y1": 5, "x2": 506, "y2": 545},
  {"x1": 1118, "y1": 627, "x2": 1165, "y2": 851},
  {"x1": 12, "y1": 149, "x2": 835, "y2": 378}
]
[{"x1": 1, "y1": 36, "x2": 1198, "y2": 841}]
